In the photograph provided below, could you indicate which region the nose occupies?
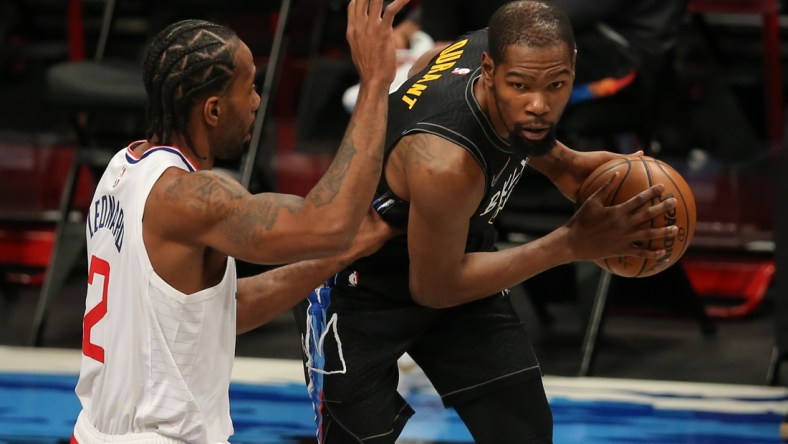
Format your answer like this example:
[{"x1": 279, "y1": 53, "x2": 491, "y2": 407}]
[{"x1": 525, "y1": 92, "x2": 549, "y2": 116}]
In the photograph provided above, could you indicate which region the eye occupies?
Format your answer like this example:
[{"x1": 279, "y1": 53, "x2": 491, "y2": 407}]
[
  {"x1": 550, "y1": 81, "x2": 565, "y2": 90},
  {"x1": 511, "y1": 82, "x2": 526, "y2": 91}
]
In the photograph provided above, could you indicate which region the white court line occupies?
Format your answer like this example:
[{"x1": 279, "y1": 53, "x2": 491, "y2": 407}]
[
  {"x1": 0, "y1": 345, "x2": 82, "y2": 375},
  {"x1": 0, "y1": 345, "x2": 303, "y2": 384},
  {"x1": 2, "y1": 345, "x2": 786, "y2": 414},
  {"x1": 545, "y1": 376, "x2": 788, "y2": 414}
]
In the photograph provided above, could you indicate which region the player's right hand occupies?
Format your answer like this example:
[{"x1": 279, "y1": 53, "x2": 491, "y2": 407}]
[{"x1": 346, "y1": 0, "x2": 410, "y2": 87}]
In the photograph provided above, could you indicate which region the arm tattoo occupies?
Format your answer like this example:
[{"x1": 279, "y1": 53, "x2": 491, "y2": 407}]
[
  {"x1": 250, "y1": 194, "x2": 303, "y2": 231},
  {"x1": 222, "y1": 193, "x2": 304, "y2": 246},
  {"x1": 308, "y1": 121, "x2": 359, "y2": 208},
  {"x1": 166, "y1": 172, "x2": 251, "y2": 243},
  {"x1": 403, "y1": 134, "x2": 434, "y2": 166},
  {"x1": 166, "y1": 172, "x2": 245, "y2": 216},
  {"x1": 165, "y1": 172, "x2": 309, "y2": 247},
  {"x1": 248, "y1": 199, "x2": 280, "y2": 231}
]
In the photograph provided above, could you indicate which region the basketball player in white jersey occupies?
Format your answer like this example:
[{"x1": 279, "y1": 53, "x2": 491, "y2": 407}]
[{"x1": 72, "y1": 0, "x2": 408, "y2": 442}]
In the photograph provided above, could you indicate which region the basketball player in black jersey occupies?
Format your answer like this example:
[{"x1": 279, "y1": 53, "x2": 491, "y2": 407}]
[{"x1": 289, "y1": 1, "x2": 679, "y2": 442}]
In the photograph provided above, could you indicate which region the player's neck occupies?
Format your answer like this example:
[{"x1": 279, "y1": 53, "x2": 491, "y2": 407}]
[{"x1": 144, "y1": 134, "x2": 214, "y2": 170}]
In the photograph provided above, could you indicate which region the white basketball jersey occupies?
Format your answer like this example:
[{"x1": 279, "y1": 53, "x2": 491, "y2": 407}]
[{"x1": 74, "y1": 143, "x2": 237, "y2": 443}]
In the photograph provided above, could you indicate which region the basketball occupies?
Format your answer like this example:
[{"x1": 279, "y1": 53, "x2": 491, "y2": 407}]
[{"x1": 577, "y1": 156, "x2": 697, "y2": 278}]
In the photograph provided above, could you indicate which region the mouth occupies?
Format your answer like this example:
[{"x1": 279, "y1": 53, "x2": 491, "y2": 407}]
[{"x1": 519, "y1": 127, "x2": 550, "y2": 140}]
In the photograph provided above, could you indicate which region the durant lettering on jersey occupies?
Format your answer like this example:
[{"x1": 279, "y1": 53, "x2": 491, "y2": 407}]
[
  {"x1": 401, "y1": 38, "x2": 468, "y2": 110},
  {"x1": 87, "y1": 194, "x2": 125, "y2": 252}
]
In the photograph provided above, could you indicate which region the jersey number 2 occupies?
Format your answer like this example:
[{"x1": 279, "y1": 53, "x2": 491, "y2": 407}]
[{"x1": 84, "y1": 255, "x2": 109, "y2": 363}]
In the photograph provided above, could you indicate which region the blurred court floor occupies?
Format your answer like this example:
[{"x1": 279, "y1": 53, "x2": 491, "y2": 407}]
[{"x1": 0, "y1": 346, "x2": 785, "y2": 444}]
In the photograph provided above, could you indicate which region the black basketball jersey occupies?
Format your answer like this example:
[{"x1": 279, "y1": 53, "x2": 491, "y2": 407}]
[{"x1": 337, "y1": 29, "x2": 530, "y2": 302}]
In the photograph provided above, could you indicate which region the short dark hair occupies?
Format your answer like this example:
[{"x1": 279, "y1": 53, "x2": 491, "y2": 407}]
[
  {"x1": 488, "y1": 1, "x2": 575, "y2": 64},
  {"x1": 142, "y1": 20, "x2": 239, "y2": 147}
]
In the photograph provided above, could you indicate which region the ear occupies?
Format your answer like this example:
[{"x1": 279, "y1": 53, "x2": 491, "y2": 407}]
[
  {"x1": 202, "y1": 96, "x2": 221, "y2": 128},
  {"x1": 571, "y1": 48, "x2": 578, "y2": 73},
  {"x1": 481, "y1": 52, "x2": 495, "y2": 88}
]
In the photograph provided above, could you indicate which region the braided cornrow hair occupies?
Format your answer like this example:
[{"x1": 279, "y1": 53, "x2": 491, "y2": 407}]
[{"x1": 142, "y1": 19, "x2": 239, "y2": 151}]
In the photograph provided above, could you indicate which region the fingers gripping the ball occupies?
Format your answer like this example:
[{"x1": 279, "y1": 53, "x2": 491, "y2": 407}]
[
  {"x1": 576, "y1": 156, "x2": 697, "y2": 278},
  {"x1": 621, "y1": 183, "x2": 664, "y2": 214},
  {"x1": 629, "y1": 193, "x2": 677, "y2": 226},
  {"x1": 628, "y1": 226, "x2": 679, "y2": 258}
]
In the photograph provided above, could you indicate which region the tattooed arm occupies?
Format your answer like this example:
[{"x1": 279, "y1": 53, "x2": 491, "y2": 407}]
[
  {"x1": 149, "y1": 163, "x2": 378, "y2": 266},
  {"x1": 147, "y1": 0, "x2": 409, "y2": 266}
]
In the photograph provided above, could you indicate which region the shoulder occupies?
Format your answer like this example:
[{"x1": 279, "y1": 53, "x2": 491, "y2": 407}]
[
  {"x1": 155, "y1": 168, "x2": 243, "y2": 195},
  {"x1": 403, "y1": 134, "x2": 486, "y2": 218},
  {"x1": 407, "y1": 45, "x2": 448, "y2": 79},
  {"x1": 149, "y1": 168, "x2": 248, "y2": 221},
  {"x1": 406, "y1": 29, "x2": 487, "y2": 80},
  {"x1": 399, "y1": 133, "x2": 485, "y2": 192}
]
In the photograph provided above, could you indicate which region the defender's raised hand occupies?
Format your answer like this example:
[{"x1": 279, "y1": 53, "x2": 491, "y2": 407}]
[{"x1": 346, "y1": 0, "x2": 410, "y2": 87}]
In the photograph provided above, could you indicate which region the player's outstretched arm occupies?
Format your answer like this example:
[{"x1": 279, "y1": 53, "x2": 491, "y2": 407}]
[
  {"x1": 290, "y1": 0, "x2": 409, "y2": 250},
  {"x1": 235, "y1": 209, "x2": 395, "y2": 334}
]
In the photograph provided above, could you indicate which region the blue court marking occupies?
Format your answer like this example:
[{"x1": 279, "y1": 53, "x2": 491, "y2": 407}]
[
  {"x1": 0, "y1": 373, "x2": 80, "y2": 442},
  {"x1": 0, "y1": 372, "x2": 784, "y2": 443},
  {"x1": 552, "y1": 398, "x2": 781, "y2": 444}
]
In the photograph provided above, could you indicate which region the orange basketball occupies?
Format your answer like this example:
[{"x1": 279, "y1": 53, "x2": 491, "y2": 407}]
[{"x1": 577, "y1": 156, "x2": 696, "y2": 278}]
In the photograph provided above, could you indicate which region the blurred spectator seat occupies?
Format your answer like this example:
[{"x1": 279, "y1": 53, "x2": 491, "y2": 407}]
[
  {"x1": 683, "y1": 0, "x2": 785, "y2": 385},
  {"x1": 686, "y1": 0, "x2": 784, "y2": 153},
  {"x1": 29, "y1": 0, "x2": 146, "y2": 346}
]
